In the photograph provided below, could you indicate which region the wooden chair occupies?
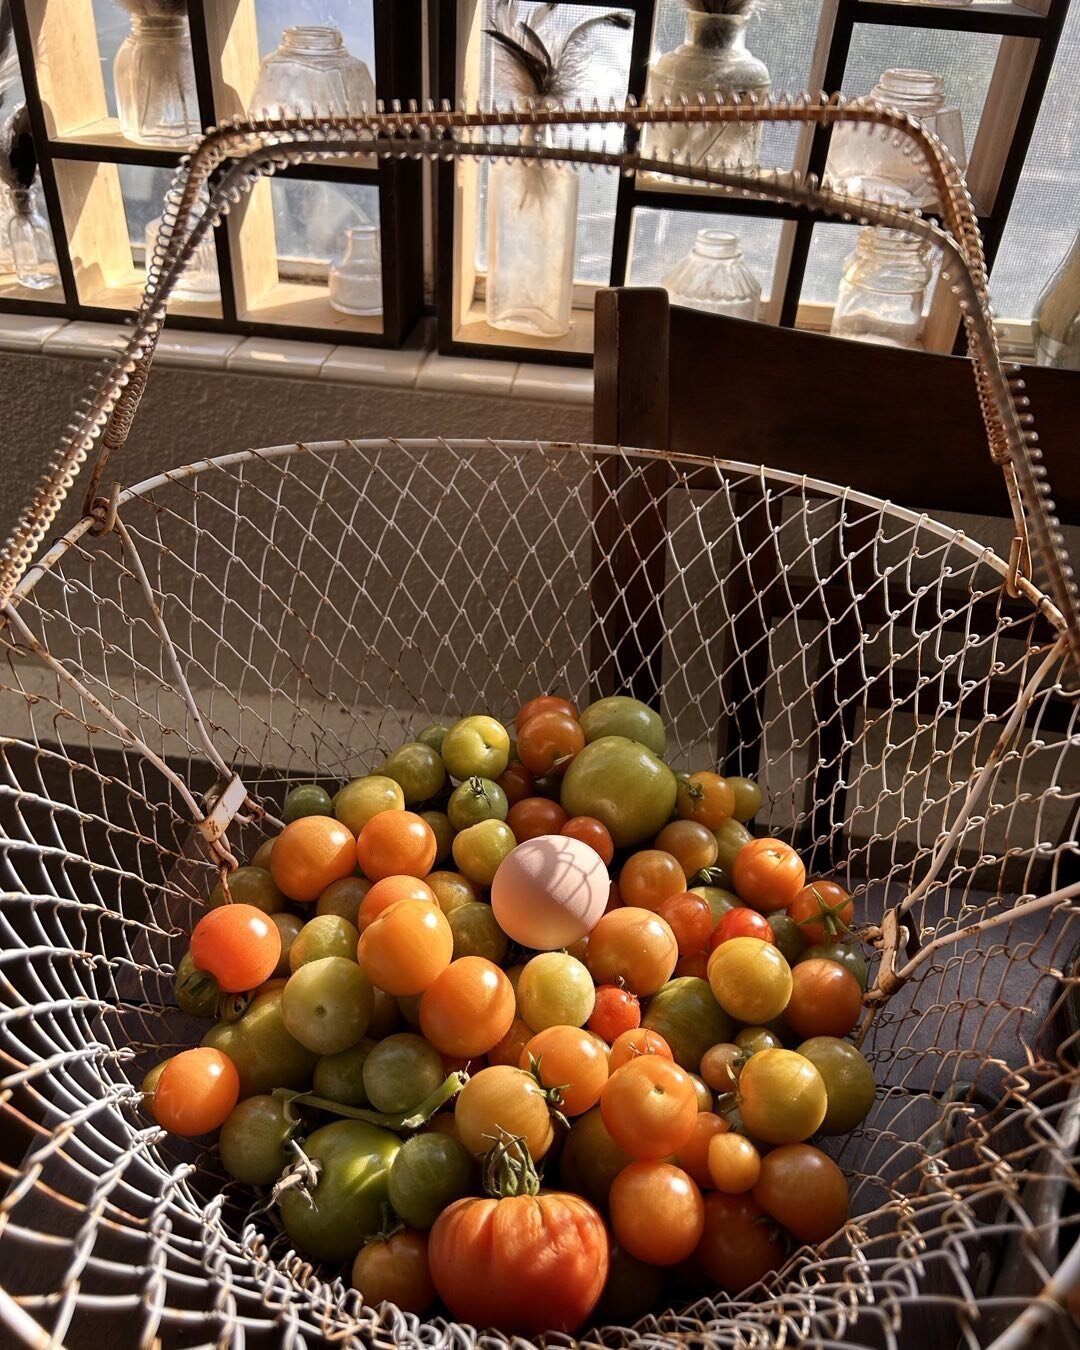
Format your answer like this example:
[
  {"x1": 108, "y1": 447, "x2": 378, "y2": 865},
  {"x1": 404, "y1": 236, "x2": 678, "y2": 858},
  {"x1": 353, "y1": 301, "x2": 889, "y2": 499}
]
[{"x1": 590, "y1": 286, "x2": 1080, "y2": 872}]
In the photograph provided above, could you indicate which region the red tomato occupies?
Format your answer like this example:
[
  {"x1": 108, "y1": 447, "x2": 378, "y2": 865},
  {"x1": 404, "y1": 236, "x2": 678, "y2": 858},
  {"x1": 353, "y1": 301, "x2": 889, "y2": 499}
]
[
  {"x1": 515, "y1": 695, "x2": 579, "y2": 734},
  {"x1": 507, "y1": 796, "x2": 568, "y2": 843},
  {"x1": 656, "y1": 892, "x2": 713, "y2": 955},
  {"x1": 695, "y1": 1192, "x2": 785, "y2": 1292},
  {"x1": 731, "y1": 838, "x2": 806, "y2": 913},
  {"x1": 708, "y1": 907, "x2": 775, "y2": 951},
  {"x1": 619, "y1": 850, "x2": 687, "y2": 912},
  {"x1": 675, "y1": 952, "x2": 709, "y2": 979},
  {"x1": 561, "y1": 816, "x2": 615, "y2": 865},
  {"x1": 190, "y1": 904, "x2": 281, "y2": 993},
  {"x1": 787, "y1": 881, "x2": 854, "y2": 946},
  {"x1": 588, "y1": 986, "x2": 641, "y2": 1043},
  {"x1": 605, "y1": 881, "x2": 623, "y2": 913},
  {"x1": 608, "y1": 1026, "x2": 673, "y2": 1071},
  {"x1": 783, "y1": 959, "x2": 862, "y2": 1039},
  {"x1": 752, "y1": 1142, "x2": 849, "y2": 1244},
  {"x1": 497, "y1": 761, "x2": 535, "y2": 807},
  {"x1": 429, "y1": 1189, "x2": 608, "y2": 1334},
  {"x1": 517, "y1": 712, "x2": 585, "y2": 777}
]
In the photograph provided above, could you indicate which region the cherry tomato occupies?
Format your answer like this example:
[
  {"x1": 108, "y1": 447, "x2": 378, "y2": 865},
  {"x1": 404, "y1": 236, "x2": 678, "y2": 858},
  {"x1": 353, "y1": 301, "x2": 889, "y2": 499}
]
[
  {"x1": 610, "y1": 1161, "x2": 704, "y2": 1265},
  {"x1": 699, "y1": 1042, "x2": 741, "y2": 1092},
  {"x1": 281, "y1": 957, "x2": 374, "y2": 1056},
  {"x1": 677, "y1": 771, "x2": 735, "y2": 829},
  {"x1": 516, "y1": 695, "x2": 579, "y2": 732},
  {"x1": 707, "y1": 936, "x2": 792, "y2": 1024},
  {"x1": 784, "y1": 959, "x2": 862, "y2": 1039},
  {"x1": 422, "y1": 810, "x2": 454, "y2": 865},
  {"x1": 208, "y1": 864, "x2": 286, "y2": 914},
  {"x1": 674, "y1": 1111, "x2": 729, "y2": 1187},
  {"x1": 560, "y1": 1105, "x2": 635, "y2": 1207},
  {"x1": 488, "y1": 1016, "x2": 535, "y2": 1068},
  {"x1": 787, "y1": 881, "x2": 855, "y2": 946},
  {"x1": 451, "y1": 820, "x2": 517, "y2": 886},
  {"x1": 654, "y1": 819, "x2": 719, "y2": 879},
  {"x1": 727, "y1": 777, "x2": 763, "y2": 823},
  {"x1": 695, "y1": 1192, "x2": 785, "y2": 1292},
  {"x1": 709, "y1": 906, "x2": 775, "y2": 950},
  {"x1": 271, "y1": 816, "x2": 357, "y2": 902},
  {"x1": 351, "y1": 1230, "x2": 434, "y2": 1314},
  {"x1": 593, "y1": 1245, "x2": 665, "y2": 1325},
  {"x1": 219, "y1": 1093, "x2": 296, "y2": 1183},
  {"x1": 797, "y1": 1035, "x2": 876, "y2": 1134},
  {"x1": 506, "y1": 796, "x2": 568, "y2": 842},
  {"x1": 447, "y1": 776, "x2": 509, "y2": 831},
  {"x1": 688, "y1": 1073, "x2": 713, "y2": 1111},
  {"x1": 357, "y1": 811, "x2": 437, "y2": 881},
  {"x1": 448, "y1": 900, "x2": 509, "y2": 964},
  {"x1": 707, "y1": 1132, "x2": 762, "y2": 1193},
  {"x1": 600, "y1": 1056, "x2": 698, "y2": 1159},
  {"x1": 798, "y1": 940, "x2": 869, "y2": 990},
  {"x1": 561, "y1": 815, "x2": 615, "y2": 865},
  {"x1": 357, "y1": 899, "x2": 454, "y2": 996},
  {"x1": 455, "y1": 1066, "x2": 556, "y2": 1163},
  {"x1": 605, "y1": 880, "x2": 623, "y2": 912},
  {"x1": 641, "y1": 976, "x2": 733, "y2": 1073},
  {"x1": 497, "y1": 760, "x2": 535, "y2": 807},
  {"x1": 767, "y1": 912, "x2": 806, "y2": 965},
  {"x1": 316, "y1": 875, "x2": 371, "y2": 925},
  {"x1": 619, "y1": 850, "x2": 687, "y2": 911},
  {"x1": 735, "y1": 1025, "x2": 783, "y2": 1056},
  {"x1": 383, "y1": 742, "x2": 447, "y2": 805},
  {"x1": 752, "y1": 1142, "x2": 848, "y2": 1243},
  {"x1": 425, "y1": 870, "x2": 478, "y2": 917},
  {"x1": 517, "y1": 711, "x2": 585, "y2": 776},
  {"x1": 517, "y1": 952, "x2": 595, "y2": 1032},
  {"x1": 358, "y1": 875, "x2": 437, "y2": 931},
  {"x1": 152, "y1": 1047, "x2": 239, "y2": 1136},
  {"x1": 333, "y1": 775, "x2": 405, "y2": 835},
  {"x1": 608, "y1": 1026, "x2": 673, "y2": 1072},
  {"x1": 738, "y1": 1048, "x2": 827, "y2": 1144},
  {"x1": 388, "y1": 1132, "x2": 474, "y2": 1229},
  {"x1": 288, "y1": 914, "x2": 359, "y2": 970},
  {"x1": 713, "y1": 819, "x2": 753, "y2": 874},
  {"x1": 363, "y1": 1033, "x2": 445, "y2": 1114},
  {"x1": 190, "y1": 904, "x2": 281, "y2": 994},
  {"x1": 587, "y1": 907, "x2": 679, "y2": 997},
  {"x1": 419, "y1": 957, "x2": 516, "y2": 1058},
  {"x1": 676, "y1": 951, "x2": 709, "y2": 979},
  {"x1": 656, "y1": 892, "x2": 713, "y2": 955},
  {"x1": 731, "y1": 838, "x2": 806, "y2": 912},
  {"x1": 522, "y1": 1025, "x2": 609, "y2": 1116},
  {"x1": 588, "y1": 985, "x2": 641, "y2": 1043}
]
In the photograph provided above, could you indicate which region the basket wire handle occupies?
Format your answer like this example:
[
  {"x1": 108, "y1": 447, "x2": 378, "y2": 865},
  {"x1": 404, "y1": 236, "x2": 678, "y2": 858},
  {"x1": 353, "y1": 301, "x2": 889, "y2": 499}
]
[{"x1": 0, "y1": 97, "x2": 1075, "y2": 671}]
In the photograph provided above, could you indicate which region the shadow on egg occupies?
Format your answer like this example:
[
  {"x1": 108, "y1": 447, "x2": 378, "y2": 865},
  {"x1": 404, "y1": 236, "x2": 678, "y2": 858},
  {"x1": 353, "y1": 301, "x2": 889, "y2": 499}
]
[{"x1": 491, "y1": 835, "x2": 610, "y2": 950}]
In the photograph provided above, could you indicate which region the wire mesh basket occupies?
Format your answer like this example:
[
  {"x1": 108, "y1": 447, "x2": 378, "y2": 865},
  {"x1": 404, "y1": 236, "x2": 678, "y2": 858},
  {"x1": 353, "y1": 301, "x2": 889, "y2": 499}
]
[{"x1": 0, "y1": 101, "x2": 1078, "y2": 1350}]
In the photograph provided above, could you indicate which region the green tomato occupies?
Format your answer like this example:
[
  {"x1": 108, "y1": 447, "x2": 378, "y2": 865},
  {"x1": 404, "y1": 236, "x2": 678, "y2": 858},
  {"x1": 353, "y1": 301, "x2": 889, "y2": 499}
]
[
  {"x1": 579, "y1": 696, "x2": 666, "y2": 756},
  {"x1": 315, "y1": 876, "x2": 370, "y2": 925},
  {"x1": 334, "y1": 775, "x2": 405, "y2": 835},
  {"x1": 362, "y1": 1033, "x2": 445, "y2": 1114},
  {"x1": 797, "y1": 1036, "x2": 876, "y2": 1134},
  {"x1": 441, "y1": 715, "x2": 511, "y2": 781},
  {"x1": 382, "y1": 742, "x2": 447, "y2": 804},
  {"x1": 219, "y1": 1094, "x2": 296, "y2": 1185},
  {"x1": 447, "y1": 776, "x2": 509, "y2": 831},
  {"x1": 560, "y1": 1106, "x2": 635, "y2": 1208},
  {"x1": 518, "y1": 952, "x2": 595, "y2": 1032},
  {"x1": 313, "y1": 1039, "x2": 376, "y2": 1107},
  {"x1": 594, "y1": 1245, "x2": 666, "y2": 1326},
  {"x1": 283, "y1": 784, "x2": 334, "y2": 823},
  {"x1": 768, "y1": 913, "x2": 806, "y2": 966},
  {"x1": 448, "y1": 901, "x2": 509, "y2": 964},
  {"x1": 798, "y1": 940, "x2": 870, "y2": 990},
  {"x1": 140, "y1": 1059, "x2": 169, "y2": 1115},
  {"x1": 452, "y1": 819, "x2": 517, "y2": 886},
  {"x1": 417, "y1": 724, "x2": 450, "y2": 754},
  {"x1": 175, "y1": 949, "x2": 220, "y2": 1018},
  {"x1": 735, "y1": 1025, "x2": 783, "y2": 1057},
  {"x1": 281, "y1": 957, "x2": 374, "y2": 1056},
  {"x1": 209, "y1": 865, "x2": 285, "y2": 914},
  {"x1": 270, "y1": 913, "x2": 304, "y2": 978},
  {"x1": 370, "y1": 987, "x2": 404, "y2": 1038},
  {"x1": 397, "y1": 992, "x2": 423, "y2": 1028},
  {"x1": 250, "y1": 838, "x2": 275, "y2": 871},
  {"x1": 202, "y1": 986, "x2": 318, "y2": 1098},
  {"x1": 421, "y1": 809, "x2": 454, "y2": 865},
  {"x1": 289, "y1": 915, "x2": 360, "y2": 970},
  {"x1": 688, "y1": 885, "x2": 742, "y2": 926},
  {"x1": 388, "y1": 1132, "x2": 475, "y2": 1229},
  {"x1": 713, "y1": 818, "x2": 753, "y2": 874},
  {"x1": 278, "y1": 1120, "x2": 400, "y2": 1263},
  {"x1": 728, "y1": 777, "x2": 763, "y2": 823},
  {"x1": 641, "y1": 976, "x2": 733, "y2": 1071},
  {"x1": 560, "y1": 736, "x2": 677, "y2": 849}
]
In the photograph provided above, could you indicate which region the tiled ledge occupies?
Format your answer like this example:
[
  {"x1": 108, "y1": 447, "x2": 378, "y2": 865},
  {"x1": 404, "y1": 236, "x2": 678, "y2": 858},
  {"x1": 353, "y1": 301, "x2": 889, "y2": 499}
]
[{"x1": 0, "y1": 313, "x2": 595, "y2": 406}]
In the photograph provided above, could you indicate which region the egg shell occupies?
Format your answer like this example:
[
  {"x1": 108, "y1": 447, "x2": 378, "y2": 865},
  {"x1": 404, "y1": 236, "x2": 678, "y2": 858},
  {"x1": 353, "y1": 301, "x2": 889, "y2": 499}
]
[{"x1": 491, "y1": 835, "x2": 611, "y2": 950}]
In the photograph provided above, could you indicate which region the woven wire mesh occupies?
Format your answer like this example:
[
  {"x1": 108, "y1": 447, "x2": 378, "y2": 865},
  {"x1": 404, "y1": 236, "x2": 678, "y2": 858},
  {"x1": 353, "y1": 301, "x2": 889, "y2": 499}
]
[{"x1": 0, "y1": 436, "x2": 1077, "y2": 1348}]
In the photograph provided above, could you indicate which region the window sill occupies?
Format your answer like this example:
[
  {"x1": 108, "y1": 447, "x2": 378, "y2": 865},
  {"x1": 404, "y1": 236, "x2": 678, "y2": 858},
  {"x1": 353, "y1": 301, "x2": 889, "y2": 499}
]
[{"x1": 0, "y1": 314, "x2": 595, "y2": 407}]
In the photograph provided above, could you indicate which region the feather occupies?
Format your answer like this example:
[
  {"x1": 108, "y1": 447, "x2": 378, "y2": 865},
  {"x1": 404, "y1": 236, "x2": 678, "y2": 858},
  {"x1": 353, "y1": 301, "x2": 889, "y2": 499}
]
[
  {"x1": 0, "y1": 104, "x2": 35, "y2": 192},
  {"x1": 485, "y1": 1, "x2": 632, "y2": 100},
  {"x1": 682, "y1": 0, "x2": 760, "y2": 14},
  {"x1": 483, "y1": 27, "x2": 551, "y2": 97},
  {"x1": 0, "y1": 1, "x2": 18, "y2": 115}
]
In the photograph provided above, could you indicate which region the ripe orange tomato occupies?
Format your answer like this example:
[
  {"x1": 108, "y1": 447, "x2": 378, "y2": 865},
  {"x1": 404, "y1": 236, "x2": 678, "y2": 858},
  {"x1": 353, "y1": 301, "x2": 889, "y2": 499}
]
[
  {"x1": 455, "y1": 1065, "x2": 555, "y2": 1161},
  {"x1": 619, "y1": 850, "x2": 687, "y2": 911},
  {"x1": 695, "y1": 1192, "x2": 785, "y2": 1292},
  {"x1": 561, "y1": 815, "x2": 615, "y2": 865},
  {"x1": 357, "y1": 898, "x2": 454, "y2": 996},
  {"x1": 517, "y1": 711, "x2": 585, "y2": 776},
  {"x1": 586, "y1": 908, "x2": 678, "y2": 997},
  {"x1": 506, "y1": 795, "x2": 568, "y2": 842},
  {"x1": 190, "y1": 904, "x2": 281, "y2": 993},
  {"x1": 515, "y1": 695, "x2": 579, "y2": 733},
  {"x1": 609, "y1": 1161, "x2": 705, "y2": 1265},
  {"x1": 351, "y1": 1229, "x2": 434, "y2": 1315},
  {"x1": 271, "y1": 816, "x2": 357, "y2": 902},
  {"x1": 783, "y1": 959, "x2": 862, "y2": 1039},
  {"x1": 608, "y1": 1026, "x2": 673, "y2": 1072},
  {"x1": 787, "y1": 881, "x2": 854, "y2": 946},
  {"x1": 674, "y1": 1111, "x2": 729, "y2": 1188},
  {"x1": 522, "y1": 1025, "x2": 609, "y2": 1115},
  {"x1": 357, "y1": 811, "x2": 437, "y2": 881},
  {"x1": 676, "y1": 771, "x2": 736, "y2": 830},
  {"x1": 419, "y1": 957, "x2": 516, "y2": 1058},
  {"x1": 600, "y1": 1056, "x2": 698, "y2": 1159},
  {"x1": 731, "y1": 837, "x2": 806, "y2": 912},
  {"x1": 752, "y1": 1142, "x2": 849, "y2": 1243},
  {"x1": 357, "y1": 875, "x2": 437, "y2": 931},
  {"x1": 588, "y1": 986, "x2": 641, "y2": 1043},
  {"x1": 656, "y1": 892, "x2": 713, "y2": 955},
  {"x1": 152, "y1": 1047, "x2": 239, "y2": 1136},
  {"x1": 708, "y1": 1132, "x2": 762, "y2": 1193},
  {"x1": 654, "y1": 819, "x2": 719, "y2": 878}
]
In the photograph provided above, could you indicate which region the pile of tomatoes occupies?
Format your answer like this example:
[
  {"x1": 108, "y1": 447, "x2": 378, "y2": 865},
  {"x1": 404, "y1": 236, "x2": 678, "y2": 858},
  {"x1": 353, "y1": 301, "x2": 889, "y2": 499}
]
[{"x1": 144, "y1": 694, "x2": 874, "y2": 1335}]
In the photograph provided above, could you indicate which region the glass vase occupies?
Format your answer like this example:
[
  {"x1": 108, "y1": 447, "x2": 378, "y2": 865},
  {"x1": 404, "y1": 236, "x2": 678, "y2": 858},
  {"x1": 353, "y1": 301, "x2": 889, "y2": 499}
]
[
  {"x1": 145, "y1": 195, "x2": 221, "y2": 305},
  {"x1": 825, "y1": 69, "x2": 965, "y2": 209},
  {"x1": 831, "y1": 226, "x2": 933, "y2": 349},
  {"x1": 1032, "y1": 231, "x2": 1080, "y2": 370},
  {"x1": 329, "y1": 224, "x2": 382, "y2": 316},
  {"x1": 643, "y1": 12, "x2": 771, "y2": 171},
  {"x1": 249, "y1": 27, "x2": 376, "y2": 118},
  {"x1": 114, "y1": 13, "x2": 199, "y2": 147},
  {"x1": 486, "y1": 153, "x2": 579, "y2": 338},
  {"x1": 8, "y1": 187, "x2": 58, "y2": 291},
  {"x1": 662, "y1": 228, "x2": 762, "y2": 319},
  {"x1": 0, "y1": 187, "x2": 15, "y2": 275}
]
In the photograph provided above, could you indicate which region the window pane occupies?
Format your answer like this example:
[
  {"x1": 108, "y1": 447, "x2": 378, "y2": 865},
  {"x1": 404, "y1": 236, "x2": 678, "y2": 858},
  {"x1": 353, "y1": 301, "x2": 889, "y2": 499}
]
[
  {"x1": 269, "y1": 178, "x2": 380, "y2": 280},
  {"x1": 89, "y1": 0, "x2": 128, "y2": 119},
  {"x1": 628, "y1": 206, "x2": 783, "y2": 306},
  {"x1": 990, "y1": 0, "x2": 1080, "y2": 322}
]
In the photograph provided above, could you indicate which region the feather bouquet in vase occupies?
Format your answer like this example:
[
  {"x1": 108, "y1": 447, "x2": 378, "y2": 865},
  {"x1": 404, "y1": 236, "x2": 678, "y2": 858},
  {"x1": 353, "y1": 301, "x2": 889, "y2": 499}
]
[
  {"x1": 484, "y1": 1, "x2": 630, "y2": 338},
  {"x1": 114, "y1": 0, "x2": 199, "y2": 146},
  {"x1": 643, "y1": 0, "x2": 771, "y2": 173}
]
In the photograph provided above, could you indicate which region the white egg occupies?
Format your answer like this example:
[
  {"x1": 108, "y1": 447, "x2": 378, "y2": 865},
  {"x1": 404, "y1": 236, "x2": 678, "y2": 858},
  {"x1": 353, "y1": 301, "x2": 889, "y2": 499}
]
[{"x1": 491, "y1": 835, "x2": 610, "y2": 951}]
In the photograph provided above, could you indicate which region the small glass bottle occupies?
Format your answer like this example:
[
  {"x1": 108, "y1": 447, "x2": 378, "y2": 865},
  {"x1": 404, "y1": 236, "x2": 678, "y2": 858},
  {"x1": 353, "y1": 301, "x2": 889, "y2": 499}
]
[
  {"x1": 329, "y1": 224, "x2": 382, "y2": 316},
  {"x1": 487, "y1": 148, "x2": 579, "y2": 338},
  {"x1": 249, "y1": 27, "x2": 376, "y2": 118},
  {"x1": 114, "y1": 10, "x2": 199, "y2": 147},
  {"x1": 831, "y1": 226, "x2": 933, "y2": 349},
  {"x1": 144, "y1": 193, "x2": 221, "y2": 304},
  {"x1": 826, "y1": 69, "x2": 966, "y2": 209},
  {"x1": 0, "y1": 187, "x2": 15, "y2": 275},
  {"x1": 1032, "y1": 231, "x2": 1080, "y2": 370},
  {"x1": 661, "y1": 229, "x2": 762, "y2": 319},
  {"x1": 8, "y1": 187, "x2": 59, "y2": 290}
]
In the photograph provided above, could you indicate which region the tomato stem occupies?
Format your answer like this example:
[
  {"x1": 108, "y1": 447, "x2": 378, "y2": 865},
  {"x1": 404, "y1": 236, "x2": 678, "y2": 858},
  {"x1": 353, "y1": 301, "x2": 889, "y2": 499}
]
[
  {"x1": 273, "y1": 1071, "x2": 467, "y2": 1134},
  {"x1": 481, "y1": 1131, "x2": 541, "y2": 1199}
]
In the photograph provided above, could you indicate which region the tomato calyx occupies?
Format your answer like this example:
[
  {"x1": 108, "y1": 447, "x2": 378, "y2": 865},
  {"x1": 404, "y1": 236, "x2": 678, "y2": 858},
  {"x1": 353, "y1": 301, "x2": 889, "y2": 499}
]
[
  {"x1": 797, "y1": 886, "x2": 854, "y2": 941},
  {"x1": 521, "y1": 1054, "x2": 572, "y2": 1131},
  {"x1": 695, "y1": 867, "x2": 732, "y2": 888},
  {"x1": 217, "y1": 990, "x2": 253, "y2": 1023},
  {"x1": 273, "y1": 1070, "x2": 468, "y2": 1134},
  {"x1": 481, "y1": 1131, "x2": 542, "y2": 1199}
]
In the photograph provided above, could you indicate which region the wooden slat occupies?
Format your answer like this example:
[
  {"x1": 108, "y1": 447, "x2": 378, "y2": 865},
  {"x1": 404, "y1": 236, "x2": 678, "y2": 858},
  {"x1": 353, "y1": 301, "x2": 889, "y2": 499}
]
[
  {"x1": 22, "y1": 0, "x2": 108, "y2": 139},
  {"x1": 52, "y1": 160, "x2": 137, "y2": 302}
]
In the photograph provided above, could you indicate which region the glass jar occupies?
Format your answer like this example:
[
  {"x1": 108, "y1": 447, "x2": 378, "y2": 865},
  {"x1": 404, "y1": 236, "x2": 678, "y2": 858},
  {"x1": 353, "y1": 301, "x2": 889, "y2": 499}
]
[
  {"x1": 114, "y1": 12, "x2": 199, "y2": 147},
  {"x1": 825, "y1": 69, "x2": 966, "y2": 209},
  {"x1": 249, "y1": 27, "x2": 376, "y2": 118},
  {"x1": 329, "y1": 224, "x2": 382, "y2": 316},
  {"x1": 831, "y1": 226, "x2": 933, "y2": 349},
  {"x1": 487, "y1": 148, "x2": 579, "y2": 338},
  {"x1": 144, "y1": 193, "x2": 221, "y2": 304},
  {"x1": 662, "y1": 228, "x2": 762, "y2": 319},
  {"x1": 644, "y1": 11, "x2": 771, "y2": 171},
  {"x1": 0, "y1": 187, "x2": 15, "y2": 275},
  {"x1": 8, "y1": 186, "x2": 58, "y2": 290},
  {"x1": 1032, "y1": 231, "x2": 1080, "y2": 370}
]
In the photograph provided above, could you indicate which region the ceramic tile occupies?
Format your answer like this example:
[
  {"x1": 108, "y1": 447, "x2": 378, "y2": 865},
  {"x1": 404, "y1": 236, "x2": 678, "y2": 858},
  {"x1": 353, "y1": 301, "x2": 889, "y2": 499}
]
[
  {"x1": 0, "y1": 313, "x2": 68, "y2": 352},
  {"x1": 512, "y1": 363, "x2": 594, "y2": 405},
  {"x1": 416, "y1": 354, "x2": 519, "y2": 396},
  {"x1": 154, "y1": 330, "x2": 244, "y2": 369},
  {"x1": 320, "y1": 344, "x2": 429, "y2": 388},
  {"x1": 225, "y1": 336, "x2": 334, "y2": 376},
  {"x1": 43, "y1": 321, "x2": 130, "y2": 359}
]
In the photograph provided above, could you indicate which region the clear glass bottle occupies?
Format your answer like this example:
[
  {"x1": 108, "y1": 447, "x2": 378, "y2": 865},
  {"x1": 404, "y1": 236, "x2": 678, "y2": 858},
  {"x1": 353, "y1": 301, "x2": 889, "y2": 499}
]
[
  {"x1": 329, "y1": 224, "x2": 382, "y2": 316},
  {"x1": 826, "y1": 69, "x2": 966, "y2": 209},
  {"x1": 644, "y1": 7, "x2": 771, "y2": 171},
  {"x1": 662, "y1": 228, "x2": 762, "y2": 319},
  {"x1": 144, "y1": 194, "x2": 221, "y2": 304},
  {"x1": 114, "y1": 11, "x2": 199, "y2": 147},
  {"x1": 831, "y1": 226, "x2": 933, "y2": 349},
  {"x1": 8, "y1": 187, "x2": 58, "y2": 290},
  {"x1": 487, "y1": 148, "x2": 579, "y2": 338},
  {"x1": 0, "y1": 187, "x2": 15, "y2": 275},
  {"x1": 249, "y1": 27, "x2": 376, "y2": 118},
  {"x1": 1032, "y1": 231, "x2": 1080, "y2": 370}
]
